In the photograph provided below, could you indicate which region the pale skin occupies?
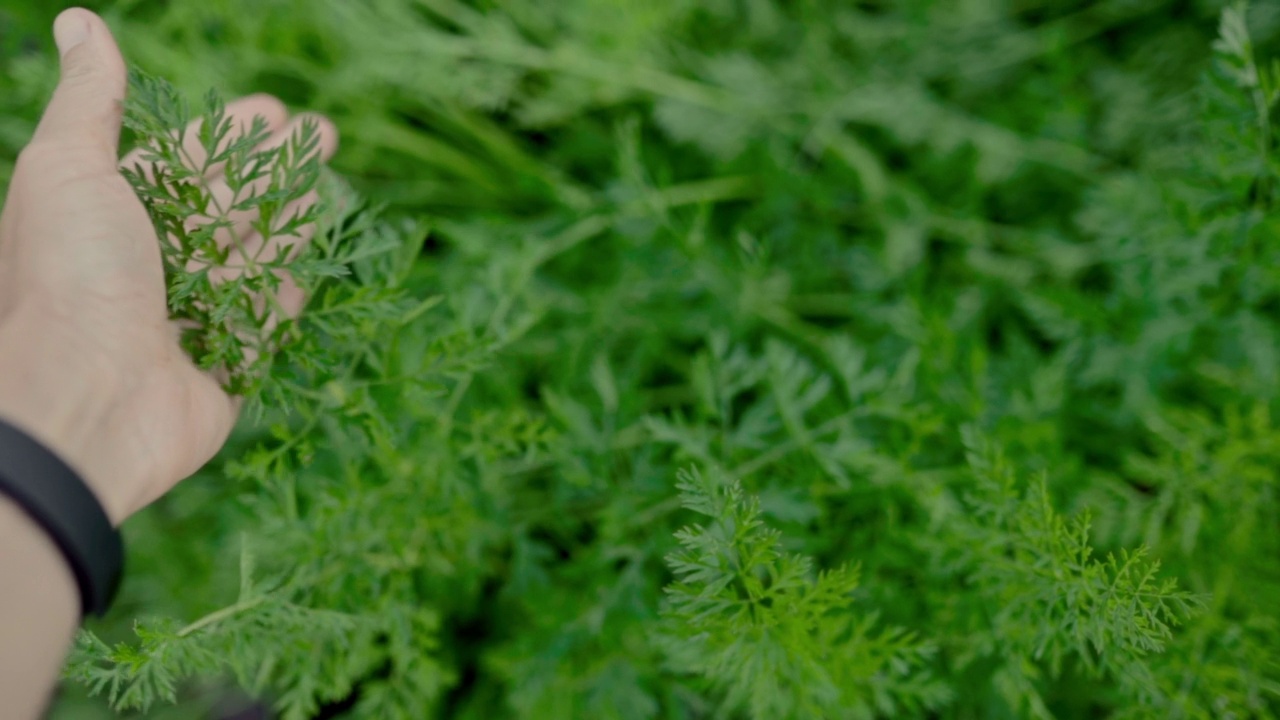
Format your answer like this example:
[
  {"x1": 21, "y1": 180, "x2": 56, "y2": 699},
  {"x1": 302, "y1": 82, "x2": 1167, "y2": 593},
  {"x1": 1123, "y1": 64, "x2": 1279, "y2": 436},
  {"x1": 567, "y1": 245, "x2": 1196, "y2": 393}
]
[{"x1": 0, "y1": 9, "x2": 339, "y2": 717}]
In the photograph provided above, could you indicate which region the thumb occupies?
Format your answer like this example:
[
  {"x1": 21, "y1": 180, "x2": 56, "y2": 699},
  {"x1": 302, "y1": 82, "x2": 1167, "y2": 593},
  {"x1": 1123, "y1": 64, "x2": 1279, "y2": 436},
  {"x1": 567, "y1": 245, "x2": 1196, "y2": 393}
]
[{"x1": 31, "y1": 8, "x2": 127, "y2": 168}]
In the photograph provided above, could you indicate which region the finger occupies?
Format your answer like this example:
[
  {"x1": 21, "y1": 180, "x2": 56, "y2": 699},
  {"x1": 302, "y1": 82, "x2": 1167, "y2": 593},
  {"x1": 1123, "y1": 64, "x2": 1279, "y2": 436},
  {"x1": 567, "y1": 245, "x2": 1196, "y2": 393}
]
[
  {"x1": 240, "y1": 188, "x2": 322, "y2": 264},
  {"x1": 209, "y1": 113, "x2": 339, "y2": 256},
  {"x1": 276, "y1": 274, "x2": 306, "y2": 317},
  {"x1": 225, "y1": 126, "x2": 337, "y2": 326},
  {"x1": 242, "y1": 191, "x2": 318, "y2": 322},
  {"x1": 205, "y1": 188, "x2": 317, "y2": 315},
  {"x1": 121, "y1": 97, "x2": 297, "y2": 274},
  {"x1": 119, "y1": 94, "x2": 290, "y2": 181},
  {"x1": 30, "y1": 8, "x2": 127, "y2": 172}
]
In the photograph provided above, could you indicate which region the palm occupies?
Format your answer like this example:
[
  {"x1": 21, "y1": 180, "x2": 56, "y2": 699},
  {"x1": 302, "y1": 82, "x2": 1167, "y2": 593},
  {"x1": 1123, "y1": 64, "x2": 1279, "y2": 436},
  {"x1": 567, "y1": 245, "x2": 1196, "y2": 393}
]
[
  {"x1": 0, "y1": 87, "x2": 336, "y2": 520},
  {"x1": 110, "y1": 94, "x2": 338, "y2": 508}
]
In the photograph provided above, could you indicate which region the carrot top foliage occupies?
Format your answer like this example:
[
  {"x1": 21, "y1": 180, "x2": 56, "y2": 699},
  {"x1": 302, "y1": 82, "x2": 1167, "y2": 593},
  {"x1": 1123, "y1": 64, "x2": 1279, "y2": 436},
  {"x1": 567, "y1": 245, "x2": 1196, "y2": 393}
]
[{"x1": 0, "y1": 0, "x2": 1276, "y2": 718}]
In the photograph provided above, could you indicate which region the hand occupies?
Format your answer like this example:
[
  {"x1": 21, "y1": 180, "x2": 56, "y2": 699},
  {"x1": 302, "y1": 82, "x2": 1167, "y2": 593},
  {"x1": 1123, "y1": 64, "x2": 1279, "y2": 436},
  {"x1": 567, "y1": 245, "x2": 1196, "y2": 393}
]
[{"x1": 0, "y1": 8, "x2": 338, "y2": 525}]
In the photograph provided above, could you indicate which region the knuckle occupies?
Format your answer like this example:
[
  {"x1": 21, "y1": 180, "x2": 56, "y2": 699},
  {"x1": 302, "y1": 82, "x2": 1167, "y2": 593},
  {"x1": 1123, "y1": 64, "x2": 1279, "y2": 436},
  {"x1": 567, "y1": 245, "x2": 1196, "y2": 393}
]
[
  {"x1": 58, "y1": 45, "x2": 99, "y2": 84},
  {"x1": 16, "y1": 138, "x2": 118, "y2": 186},
  {"x1": 249, "y1": 94, "x2": 289, "y2": 123}
]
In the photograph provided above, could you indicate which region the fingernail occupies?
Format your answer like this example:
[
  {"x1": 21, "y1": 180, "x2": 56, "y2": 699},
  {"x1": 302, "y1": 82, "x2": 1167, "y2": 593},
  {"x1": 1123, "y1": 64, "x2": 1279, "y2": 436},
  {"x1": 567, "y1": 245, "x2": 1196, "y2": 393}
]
[{"x1": 53, "y1": 11, "x2": 91, "y2": 55}]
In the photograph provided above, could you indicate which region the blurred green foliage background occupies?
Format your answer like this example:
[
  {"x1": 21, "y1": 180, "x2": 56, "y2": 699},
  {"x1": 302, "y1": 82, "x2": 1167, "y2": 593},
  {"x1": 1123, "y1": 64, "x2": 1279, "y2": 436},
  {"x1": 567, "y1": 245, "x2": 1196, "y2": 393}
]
[{"x1": 3, "y1": 0, "x2": 1280, "y2": 718}]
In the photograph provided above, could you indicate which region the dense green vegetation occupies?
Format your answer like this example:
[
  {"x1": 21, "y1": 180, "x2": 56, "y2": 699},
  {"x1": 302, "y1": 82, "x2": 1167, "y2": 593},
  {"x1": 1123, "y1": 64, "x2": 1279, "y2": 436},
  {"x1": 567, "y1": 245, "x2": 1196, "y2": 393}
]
[{"x1": 2, "y1": 0, "x2": 1279, "y2": 717}]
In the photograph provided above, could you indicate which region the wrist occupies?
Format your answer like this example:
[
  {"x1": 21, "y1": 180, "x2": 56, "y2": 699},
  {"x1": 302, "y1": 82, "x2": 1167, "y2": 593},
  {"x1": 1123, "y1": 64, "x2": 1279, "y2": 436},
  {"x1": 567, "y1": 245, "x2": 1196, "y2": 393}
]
[{"x1": 0, "y1": 310, "x2": 145, "y2": 525}]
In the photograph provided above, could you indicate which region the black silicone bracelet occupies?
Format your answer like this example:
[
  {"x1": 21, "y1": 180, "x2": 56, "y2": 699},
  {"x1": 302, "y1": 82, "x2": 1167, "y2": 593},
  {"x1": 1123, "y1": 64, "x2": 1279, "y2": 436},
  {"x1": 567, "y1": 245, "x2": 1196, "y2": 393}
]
[{"x1": 0, "y1": 419, "x2": 122, "y2": 617}]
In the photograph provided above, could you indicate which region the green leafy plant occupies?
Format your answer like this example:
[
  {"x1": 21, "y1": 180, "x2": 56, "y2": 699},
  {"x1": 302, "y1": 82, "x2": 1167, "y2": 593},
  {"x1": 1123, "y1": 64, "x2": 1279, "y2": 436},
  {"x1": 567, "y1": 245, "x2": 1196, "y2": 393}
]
[
  {"x1": 0, "y1": 0, "x2": 1268, "y2": 718},
  {"x1": 65, "y1": 72, "x2": 458, "y2": 719},
  {"x1": 661, "y1": 468, "x2": 950, "y2": 720},
  {"x1": 927, "y1": 429, "x2": 1203, "y2": 718},
  {"x1": 120, "y1": 71, "x2": 422, "y2": 402}
]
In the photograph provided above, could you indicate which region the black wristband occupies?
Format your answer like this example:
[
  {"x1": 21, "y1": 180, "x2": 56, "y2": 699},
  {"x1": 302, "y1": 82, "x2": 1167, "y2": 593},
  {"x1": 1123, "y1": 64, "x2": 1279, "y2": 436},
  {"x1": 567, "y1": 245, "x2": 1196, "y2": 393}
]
[{"x1": 0, "y1": 419, "x2": 122, "y2": 617}]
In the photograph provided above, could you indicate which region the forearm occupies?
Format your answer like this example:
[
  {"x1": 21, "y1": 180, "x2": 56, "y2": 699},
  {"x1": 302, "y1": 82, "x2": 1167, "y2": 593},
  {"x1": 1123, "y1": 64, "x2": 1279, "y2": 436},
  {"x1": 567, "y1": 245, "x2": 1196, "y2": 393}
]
[
  {"x1": 0, "y1": 320, "x2": 136, "y2": 718},
  {"x1": 0, "y1": 495, "x2": 79, "y2": 720},
  {"x1": 0, "y1": 322, "x2": 135, "y2": 718}
]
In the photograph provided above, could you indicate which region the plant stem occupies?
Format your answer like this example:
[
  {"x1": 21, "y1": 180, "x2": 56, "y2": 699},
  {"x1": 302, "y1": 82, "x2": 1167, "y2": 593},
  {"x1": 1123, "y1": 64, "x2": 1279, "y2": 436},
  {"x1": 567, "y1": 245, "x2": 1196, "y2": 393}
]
[{"x1": 176, "y1": 596, "x2": 268, "y2": 638}]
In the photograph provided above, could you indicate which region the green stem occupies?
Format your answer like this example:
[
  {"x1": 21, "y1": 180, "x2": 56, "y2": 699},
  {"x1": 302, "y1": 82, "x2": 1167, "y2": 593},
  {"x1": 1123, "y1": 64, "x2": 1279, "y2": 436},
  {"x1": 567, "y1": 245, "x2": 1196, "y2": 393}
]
[{"x1": 176, "y1": 596, "x2": 268, "y2": 638}]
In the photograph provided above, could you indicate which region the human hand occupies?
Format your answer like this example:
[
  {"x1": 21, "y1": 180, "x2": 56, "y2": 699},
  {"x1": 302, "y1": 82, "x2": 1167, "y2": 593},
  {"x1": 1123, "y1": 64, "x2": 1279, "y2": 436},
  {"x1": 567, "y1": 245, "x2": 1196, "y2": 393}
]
[{"x1": 0, "y1": 8, "x2": 338, "y2": 525}]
